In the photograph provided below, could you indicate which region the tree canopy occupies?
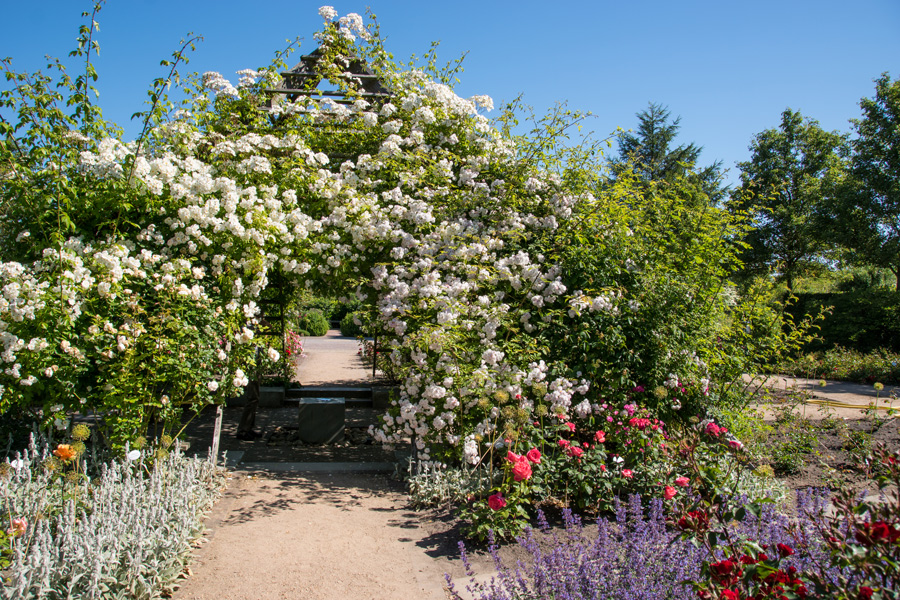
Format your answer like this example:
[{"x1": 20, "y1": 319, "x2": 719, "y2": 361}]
[
  {"x1": 818, "y1": 73, "x2": 900, "y2": 290},
  {"x1": 611, "y1": 102, "x2": 726, "y2": 203},
  {"x1": 730, "y1": 109, "x2": 848, "y2": 290}
]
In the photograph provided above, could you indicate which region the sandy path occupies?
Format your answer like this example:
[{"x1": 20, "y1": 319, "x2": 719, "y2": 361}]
[
  {"x1": 172, "y1": 471, "x2": 464, "y2": 600},
  {"x1": 295, "y1": 330, "x2": 384, "y2": 386}
]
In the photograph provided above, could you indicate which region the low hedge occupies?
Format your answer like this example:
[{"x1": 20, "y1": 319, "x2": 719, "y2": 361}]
[{"x1": 787, "y1": 290, "x2": 900, "y2": 352}]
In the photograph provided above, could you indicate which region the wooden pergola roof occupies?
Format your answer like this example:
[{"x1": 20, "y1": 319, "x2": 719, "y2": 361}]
[{"x1": 266, "y1": 47, "x2": 391, "y2": 105}]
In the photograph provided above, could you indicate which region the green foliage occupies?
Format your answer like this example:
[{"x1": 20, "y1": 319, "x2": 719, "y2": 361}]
[
  {"x1": 298, "y1": 308, "x2": 329, "y2": 337},
  {"x1": 820, "y1": 73, "x2": 900, "y2": 291},
  {"x1": 340, "y1": 312, "x2": 366, "y2": 338},
  {"x1": 779, "y1": 345, "x2": 900, "y2": 384},
  {"x1": 786, "y1": 291, "x2": 900, "y2": 352},
  {"x1": 730, "y1": 109, "x2": 849, "y2": 290}
]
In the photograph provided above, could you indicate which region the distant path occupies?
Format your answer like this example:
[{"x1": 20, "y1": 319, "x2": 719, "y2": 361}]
[
  {"x1": 746, "y1": 374, "x2": 899, "y2": 419},
  {"x1": 294, "y1": 329, "x2": 385, "y2": 387}
]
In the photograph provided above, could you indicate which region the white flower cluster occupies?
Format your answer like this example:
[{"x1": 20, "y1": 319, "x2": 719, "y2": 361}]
[{"x1": 202, "y1": 71, "x2": 239, "y2": 99}]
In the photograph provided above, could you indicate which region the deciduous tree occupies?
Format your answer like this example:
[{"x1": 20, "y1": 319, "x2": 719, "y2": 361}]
[
  {"x1": 820, "y1": 73, "x2": 900, "y2": 290},
  {"x1": 730, "y1": 109, "x2": 848, "y2": 290}
]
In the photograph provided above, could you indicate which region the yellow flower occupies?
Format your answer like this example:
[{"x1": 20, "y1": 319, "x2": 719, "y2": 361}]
[{"x1": 71, "y1": 423, "x2": 91, "y2": 442}]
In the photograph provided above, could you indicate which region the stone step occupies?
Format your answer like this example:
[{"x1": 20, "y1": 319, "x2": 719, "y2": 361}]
[{"x1": 287, "y1": 385, "x2": 372, "y2": 399}]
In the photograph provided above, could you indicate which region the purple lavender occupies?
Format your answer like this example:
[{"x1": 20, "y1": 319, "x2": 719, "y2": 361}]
[
  {"x1": 448, "y1": 491, "x2": 845, "y2": 600},
  {"x1": 450, "y1": 496, "x2": 703, "y2": 600}
]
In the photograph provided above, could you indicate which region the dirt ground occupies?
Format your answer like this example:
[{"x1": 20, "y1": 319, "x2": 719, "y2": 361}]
[
  {"x1": 169, "y1": 469, "x2": 493, "y2": 600},
  {"x1": 752, "y1": 394, "x2": 900, "y2": 492}
]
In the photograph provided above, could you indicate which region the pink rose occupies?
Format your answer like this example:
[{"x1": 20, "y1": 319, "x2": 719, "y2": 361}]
[
  {"x1": 594, "y1": 430, "x2": 606, "y2": 443},
  {"x1": 728, "y1": 440, "x2": 743, "y2": 450},
  {"x1": 558, "y1": 439, "x2": 570, "y2": 448},
  {"x1": 506, "y1": 451, "x2": 522, "y2": 463},
  {"x1": 622, "y1": 469, "x2": 634, "y2": 479},
  {"x1": 511, "y1": 458, "x2": 533, "y2": 481},
  {"x1": 705, "y1": 422, "x2": 723, "y2": 437},
  {"x1": 566, "y1": 446, "x2": 584, "y2": 458},
  {"x1": 526, "y1": 448, "x2": 541, "y2": 464},
  {"x1": 565, "y1": 422, "x2": 576, "y2": 432},
  {"x1": 675, "y1": 476, "x2": 690, "y2": 487},
  {"x1": 488, "y1": 493, "x2": 506, "y2": 511},
  {"x1": 663, "y1": 485, "x2": 677, "y2": 500}
]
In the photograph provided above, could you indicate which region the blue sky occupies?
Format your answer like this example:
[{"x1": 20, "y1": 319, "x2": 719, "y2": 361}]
[{"x1": 4, "y1": 0, "x2": 899, "y2": 186}]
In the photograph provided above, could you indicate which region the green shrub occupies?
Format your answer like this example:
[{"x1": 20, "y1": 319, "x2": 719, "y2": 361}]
[
  {"x1": 297, "y1": 296, "x2": 338, "y2": 321},
  {"x1": 298, "y1": 309, "x2": 329, "y2": 336},
  {"x1": 339, "y1": 312, "x2": 365, "y2": 337},
  {"x1": 787, "y1": 291, "x2": 900, "y2": 352}
]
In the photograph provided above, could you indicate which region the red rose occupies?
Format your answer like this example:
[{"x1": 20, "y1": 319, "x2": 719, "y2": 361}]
[
  {"x1": 526, "y1": 448, "x2": 541, "y2": 464},
  {"x1": 710, "y1": 559, "x2": 741, "y2": 583},
  {"x1": 777, "y1": 543, "x2": 795, "y2": 557},
  {"x1": 622, "y1": 469, "x2": 633, "y2": 478},
  {"x1": 856, "y1": 521, "x2": 895, "y2": 545},
  {"x1": 663, "y1": 486, "x2": 676, "y2": 500},
  {"x1": 487, "y1": 493, "x2": 506, "y2": 511},
  {"x1": 676, "y1": 510, "x2": 710, "y2": 532},
  {"x1": 511, "y1": 458, "x2": 532, "y2": 481},
  {"x1": 858, "y1": 586, "x2": 873, "y2": 600},
  {"x1": 721, "y1": 590, "x2": 740, "y2": 600},
  {"x1": 594, "y1": 430, "x2": 606, "y2": 443}
]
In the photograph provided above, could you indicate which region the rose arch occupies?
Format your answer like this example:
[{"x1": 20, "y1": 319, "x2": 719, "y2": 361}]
[{"x1": 0, "y1": 6, "x2": 759, "y2": 491}]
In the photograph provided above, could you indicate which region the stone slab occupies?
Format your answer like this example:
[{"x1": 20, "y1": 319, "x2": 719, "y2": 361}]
[
  {"x1": 259, "y1": 386, "x2": 285, "y2": 408},
  {"x1": 297, "y1": 397, "x2": 345, "y2": 443},
  {"x1": 372, "y1": 386, "x2": 397, "y2": 410}
]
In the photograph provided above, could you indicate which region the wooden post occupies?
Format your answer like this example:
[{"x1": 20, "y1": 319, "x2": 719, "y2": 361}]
[
  {"x1": 372, "y1": 333, "x2": 377, "y2": 379},
  {"x1": 210, "y1": 405, "x2": 224, "y2": 466}
]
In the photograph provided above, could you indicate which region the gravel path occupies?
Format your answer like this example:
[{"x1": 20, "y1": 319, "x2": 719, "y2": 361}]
[
  {"x1": 294, "y1": 330, "x2": 388, "y2": 386},
  {"x1": 171, "y1": 471, "x2": 465, "y2": 600},
  {"x1": 747, "y1": 374, "x2": 899, "y2": 419}
]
